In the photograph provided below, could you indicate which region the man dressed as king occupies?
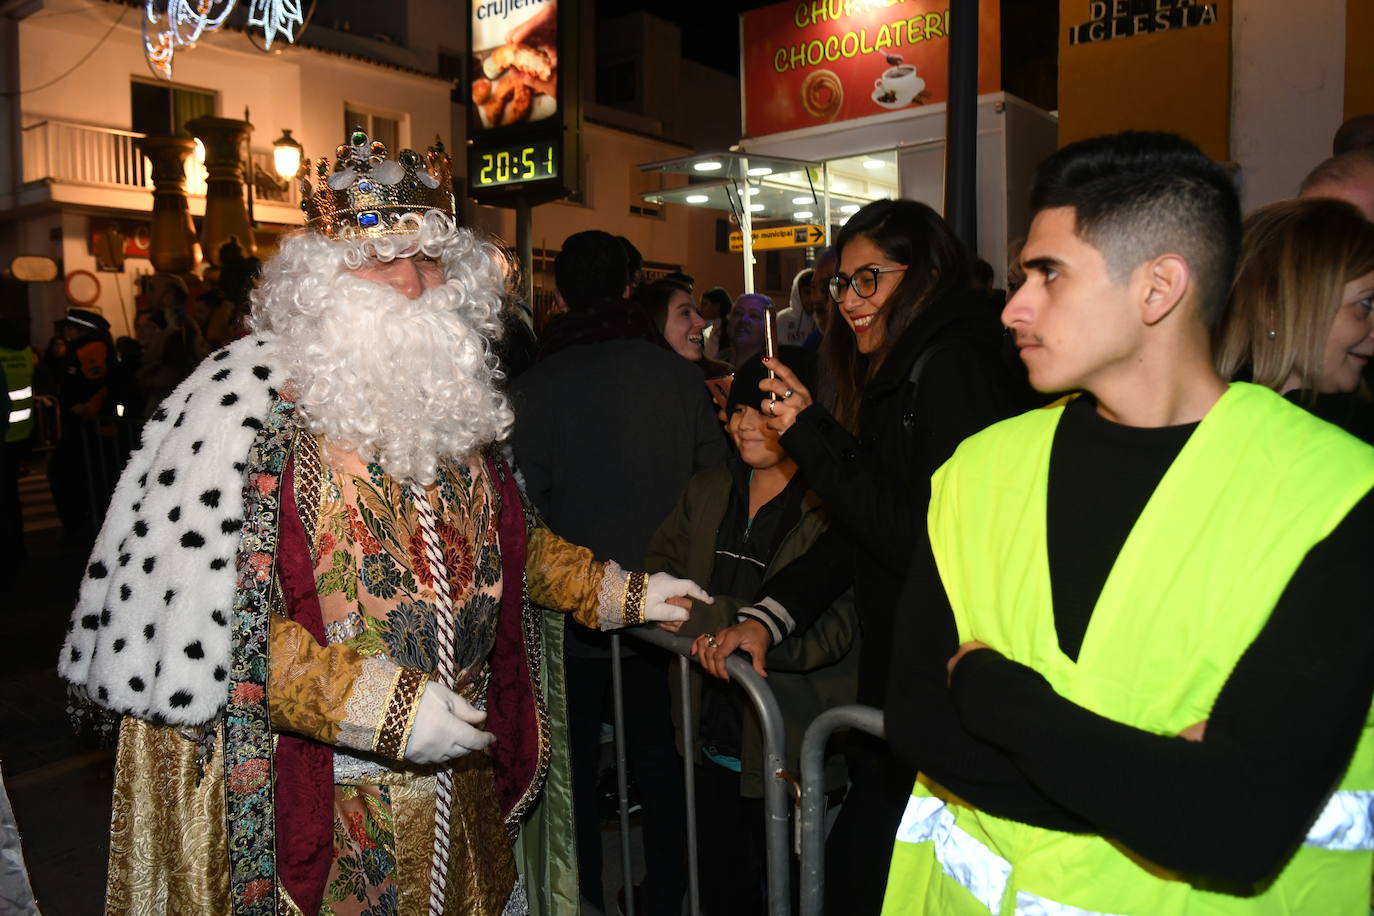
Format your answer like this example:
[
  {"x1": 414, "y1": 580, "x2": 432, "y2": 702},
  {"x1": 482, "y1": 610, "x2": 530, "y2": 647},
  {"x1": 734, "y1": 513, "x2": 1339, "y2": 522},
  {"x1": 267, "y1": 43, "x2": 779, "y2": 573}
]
[{"x1": 57, "y1": 131, "x2": 705, "y2": 915}]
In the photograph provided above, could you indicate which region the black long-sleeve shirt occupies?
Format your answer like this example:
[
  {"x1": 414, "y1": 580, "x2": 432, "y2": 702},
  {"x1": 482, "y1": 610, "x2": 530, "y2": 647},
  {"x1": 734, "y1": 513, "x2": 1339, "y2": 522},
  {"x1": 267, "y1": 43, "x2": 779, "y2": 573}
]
[{"x1": 886, "y1": 396, "x2": 1374, "y2": 886}]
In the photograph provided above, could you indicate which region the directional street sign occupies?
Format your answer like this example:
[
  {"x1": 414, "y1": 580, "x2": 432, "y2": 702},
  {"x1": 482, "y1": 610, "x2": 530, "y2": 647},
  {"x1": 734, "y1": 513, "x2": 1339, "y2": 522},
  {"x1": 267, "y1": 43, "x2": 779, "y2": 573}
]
[{"x1": 729, "y1": 224, "x2": 826, "y2": 253}]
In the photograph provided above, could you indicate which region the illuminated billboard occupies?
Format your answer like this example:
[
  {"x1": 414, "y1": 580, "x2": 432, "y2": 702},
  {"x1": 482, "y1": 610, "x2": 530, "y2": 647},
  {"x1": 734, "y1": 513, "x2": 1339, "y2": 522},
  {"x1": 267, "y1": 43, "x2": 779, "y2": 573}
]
[
  {"x1": 740, "y1": 0, "x2": 1001, "y2": 137},
  {"x1": 470, "y1": 0, "x2": 559, "y2": 132}
]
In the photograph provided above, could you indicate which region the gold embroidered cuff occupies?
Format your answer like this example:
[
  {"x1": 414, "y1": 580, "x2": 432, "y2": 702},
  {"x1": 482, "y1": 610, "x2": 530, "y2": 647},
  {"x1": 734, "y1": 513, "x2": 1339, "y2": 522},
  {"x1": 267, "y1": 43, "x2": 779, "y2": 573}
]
[
  {"x1": 594, "y1": 563, "x2": 648, "y2": 630},
  {"x1": 596, "y1": 561, "x2": 627, "y2": 631},
  {"x1": 375, "y1": 667, "x2": 428, "y2": 760},
  {"x1": 623, "y1": 571, "x2": 647, "y2": 627}
]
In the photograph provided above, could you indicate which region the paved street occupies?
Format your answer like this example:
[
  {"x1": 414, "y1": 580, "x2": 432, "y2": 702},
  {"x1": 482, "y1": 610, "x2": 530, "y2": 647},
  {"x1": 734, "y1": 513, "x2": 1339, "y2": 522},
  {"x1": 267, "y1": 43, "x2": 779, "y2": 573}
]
[{"x1": 2, "y1": 473, "x2": 112, "y2": 915}]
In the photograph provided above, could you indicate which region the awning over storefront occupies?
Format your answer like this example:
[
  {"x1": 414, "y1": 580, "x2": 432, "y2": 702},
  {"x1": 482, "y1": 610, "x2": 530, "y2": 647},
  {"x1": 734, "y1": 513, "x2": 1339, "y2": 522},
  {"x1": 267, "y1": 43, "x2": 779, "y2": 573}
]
[{"x1": 637, "y1": 151, "x2": 879, "y2": 293}]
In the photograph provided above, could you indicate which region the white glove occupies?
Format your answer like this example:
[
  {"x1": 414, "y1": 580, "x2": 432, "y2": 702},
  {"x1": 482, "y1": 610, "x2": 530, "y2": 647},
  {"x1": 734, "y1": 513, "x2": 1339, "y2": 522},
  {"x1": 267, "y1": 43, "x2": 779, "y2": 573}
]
[
  {"x1": 403, "y1": 680, "x2": 494, "y2": 765},
  {"x1": 642, "y1": 572, "x2": 713, "y2": 624}
]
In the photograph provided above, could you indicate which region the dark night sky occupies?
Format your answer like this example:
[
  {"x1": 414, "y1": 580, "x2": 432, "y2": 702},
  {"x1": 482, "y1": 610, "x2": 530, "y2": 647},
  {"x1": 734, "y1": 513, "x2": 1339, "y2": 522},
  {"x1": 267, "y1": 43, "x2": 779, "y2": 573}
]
[{"x1": 595, "y1": 0, "x2": 776, "y2": 75}]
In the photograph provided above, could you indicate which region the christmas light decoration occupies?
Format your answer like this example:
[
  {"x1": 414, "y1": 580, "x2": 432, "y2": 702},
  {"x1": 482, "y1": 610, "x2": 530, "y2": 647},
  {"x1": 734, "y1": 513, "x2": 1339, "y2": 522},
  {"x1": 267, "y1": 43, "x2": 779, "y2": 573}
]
[{"x1": 143, "y1": 0, "x2": 303, "y2": 79}]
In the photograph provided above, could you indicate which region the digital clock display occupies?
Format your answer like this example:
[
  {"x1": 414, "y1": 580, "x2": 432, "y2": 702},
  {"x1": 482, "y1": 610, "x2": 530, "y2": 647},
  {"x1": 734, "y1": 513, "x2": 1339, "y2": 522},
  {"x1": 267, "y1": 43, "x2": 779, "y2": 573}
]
[{"x1": 471, "y1": 140, "x2": 558, "y2": 188}]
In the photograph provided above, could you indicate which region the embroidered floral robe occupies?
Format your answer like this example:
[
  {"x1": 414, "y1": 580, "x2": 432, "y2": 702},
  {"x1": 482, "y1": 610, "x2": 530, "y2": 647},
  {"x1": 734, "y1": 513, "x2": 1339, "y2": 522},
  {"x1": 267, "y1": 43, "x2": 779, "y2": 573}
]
[{"x1": 106, "y1": 433, "x2": 636, "y2": 916}]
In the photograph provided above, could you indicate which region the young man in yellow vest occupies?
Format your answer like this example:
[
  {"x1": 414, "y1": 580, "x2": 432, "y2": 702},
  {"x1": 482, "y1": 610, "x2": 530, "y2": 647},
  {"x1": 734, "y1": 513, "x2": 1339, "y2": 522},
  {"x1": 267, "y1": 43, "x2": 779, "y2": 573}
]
[{"x1": 882, "y1": 132, "x2": 1374, "y2": 915}]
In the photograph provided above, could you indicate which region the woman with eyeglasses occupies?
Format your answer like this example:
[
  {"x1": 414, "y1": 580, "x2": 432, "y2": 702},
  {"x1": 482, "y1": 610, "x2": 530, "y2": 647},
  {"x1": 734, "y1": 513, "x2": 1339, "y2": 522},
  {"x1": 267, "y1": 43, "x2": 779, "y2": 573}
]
[{"x1": 693, "y1": 198, "x2": 1018, "y2": 914}]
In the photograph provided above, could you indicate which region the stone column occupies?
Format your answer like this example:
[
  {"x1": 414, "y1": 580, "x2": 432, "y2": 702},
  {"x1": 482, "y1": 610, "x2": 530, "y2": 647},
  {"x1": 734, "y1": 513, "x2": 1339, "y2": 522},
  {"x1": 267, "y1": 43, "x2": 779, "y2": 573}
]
[
  {"x1": 186, "y1": 116, "x2": 257, "y2": 265},
  {"x1": 136, "y1": 135, "x2": 202, "y2": 274}
]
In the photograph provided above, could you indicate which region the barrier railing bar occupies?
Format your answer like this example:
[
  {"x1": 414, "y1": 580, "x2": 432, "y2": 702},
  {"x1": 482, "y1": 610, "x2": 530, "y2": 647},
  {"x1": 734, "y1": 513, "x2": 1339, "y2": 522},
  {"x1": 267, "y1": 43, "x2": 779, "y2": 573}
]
[
  {"x1": 798, "y1": 704, "x2": 884, "y2": 916},
  {"x1": 32, "y1": 395, "x2": 60, "y2": 451},
  {"x1": 609, "y1": 632, "x2": 636, "y2": 916},
  {"x1": 679, "y1": 653, "x2": 701, "y2": 916},
  {"x1": 628, "y1": 627, "x2": 792, "y2": 916}
]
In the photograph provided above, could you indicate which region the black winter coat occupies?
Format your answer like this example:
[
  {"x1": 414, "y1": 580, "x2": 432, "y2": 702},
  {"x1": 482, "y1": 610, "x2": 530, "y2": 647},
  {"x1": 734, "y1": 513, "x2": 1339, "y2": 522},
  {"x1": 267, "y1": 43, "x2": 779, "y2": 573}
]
[
  {"x1": 764, "y1": 287, "x2": 1016, "y2": 704},
  {"x1": 511, "y1": 337, "x2": 729, "y2": 656}
]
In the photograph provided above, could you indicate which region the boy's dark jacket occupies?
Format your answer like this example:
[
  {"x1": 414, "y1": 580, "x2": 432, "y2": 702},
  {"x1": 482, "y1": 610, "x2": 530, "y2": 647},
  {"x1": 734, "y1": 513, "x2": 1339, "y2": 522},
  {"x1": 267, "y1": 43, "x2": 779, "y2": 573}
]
[{"x1": 646, "y1": 462, "x2": 860, "y2": 797}]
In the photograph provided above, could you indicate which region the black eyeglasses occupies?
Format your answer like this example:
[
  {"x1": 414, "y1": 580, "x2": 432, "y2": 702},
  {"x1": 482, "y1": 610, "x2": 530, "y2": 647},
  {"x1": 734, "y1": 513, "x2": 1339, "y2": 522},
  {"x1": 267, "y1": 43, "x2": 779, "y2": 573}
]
[{"x1": 827, "y1": 265, "x2": 909, "y2": 303}]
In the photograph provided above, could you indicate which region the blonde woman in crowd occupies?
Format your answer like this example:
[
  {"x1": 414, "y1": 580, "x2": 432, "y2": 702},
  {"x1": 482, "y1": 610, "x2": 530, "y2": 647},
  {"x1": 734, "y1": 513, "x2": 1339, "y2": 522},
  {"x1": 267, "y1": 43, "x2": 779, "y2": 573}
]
[{"x1": 1215, "y1": 197, "x2": 1374, "y2": 440}]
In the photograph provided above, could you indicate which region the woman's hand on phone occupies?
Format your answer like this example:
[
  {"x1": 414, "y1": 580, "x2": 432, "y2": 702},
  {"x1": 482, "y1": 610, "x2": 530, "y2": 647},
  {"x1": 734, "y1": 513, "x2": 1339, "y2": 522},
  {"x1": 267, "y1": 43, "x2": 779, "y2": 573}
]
[{"x1": 758, "y1": 358, "x2": 812, "y2": 433}]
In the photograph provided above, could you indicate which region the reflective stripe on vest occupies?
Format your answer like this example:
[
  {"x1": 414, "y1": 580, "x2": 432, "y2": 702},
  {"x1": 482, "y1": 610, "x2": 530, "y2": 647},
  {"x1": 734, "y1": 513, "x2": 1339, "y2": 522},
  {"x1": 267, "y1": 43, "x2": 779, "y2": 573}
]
[
  {"x1": 895, "y1": 795, "x2": 1008, "y2": 914},
  {"x1": 896, "y1": 796, "x2": 1130, "y2": 916},
  {"x1": 8, "y1": 385, "x2": 31, "y2": 424},
  {"x1": 1013, "y1": 891, "x2": 1125, "y2": 916},
  {"x1": 1305, "y1": 790, "x2": 1374, "y2": 850}
]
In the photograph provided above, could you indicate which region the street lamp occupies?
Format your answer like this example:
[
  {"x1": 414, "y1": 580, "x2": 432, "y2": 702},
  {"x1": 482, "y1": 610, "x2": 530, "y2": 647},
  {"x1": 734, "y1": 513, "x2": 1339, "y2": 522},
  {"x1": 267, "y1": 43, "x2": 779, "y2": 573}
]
[{"x1": 272, "y1": 128, "x2": 304, "y2": 179}]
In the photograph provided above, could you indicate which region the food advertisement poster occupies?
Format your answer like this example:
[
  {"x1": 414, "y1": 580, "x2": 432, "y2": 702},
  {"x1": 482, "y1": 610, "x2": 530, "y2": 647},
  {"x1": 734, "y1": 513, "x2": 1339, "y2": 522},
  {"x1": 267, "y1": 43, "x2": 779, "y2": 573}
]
[
  {"x1": 741, "y1": 0, "x2": 1000, "y2": 138},
  {"x1": 469, "y1": 0, "x2": 558, "y2": 132}
]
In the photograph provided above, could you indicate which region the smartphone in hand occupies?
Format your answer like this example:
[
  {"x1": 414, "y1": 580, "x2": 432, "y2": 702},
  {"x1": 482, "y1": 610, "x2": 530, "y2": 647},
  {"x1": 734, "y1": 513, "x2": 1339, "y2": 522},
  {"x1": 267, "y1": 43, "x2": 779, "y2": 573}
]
[{"x1": 763, "y1": 308, "x2": 778, "y2": 400}]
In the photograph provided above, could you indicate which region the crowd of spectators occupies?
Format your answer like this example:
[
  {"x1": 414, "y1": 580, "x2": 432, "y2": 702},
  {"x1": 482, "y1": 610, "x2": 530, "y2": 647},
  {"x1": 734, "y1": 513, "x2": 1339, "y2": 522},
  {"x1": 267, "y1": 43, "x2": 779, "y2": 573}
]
[{"x1": 7, "y1": 114, "x2": 1374, "y2": 915}]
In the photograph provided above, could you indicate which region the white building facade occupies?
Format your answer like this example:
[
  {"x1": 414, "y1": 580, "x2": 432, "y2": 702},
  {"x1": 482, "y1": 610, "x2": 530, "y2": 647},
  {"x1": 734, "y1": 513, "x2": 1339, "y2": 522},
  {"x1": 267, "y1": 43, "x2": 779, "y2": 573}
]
[{"x1": 0, "y1": 0, "x2": 454, "y2": 345}]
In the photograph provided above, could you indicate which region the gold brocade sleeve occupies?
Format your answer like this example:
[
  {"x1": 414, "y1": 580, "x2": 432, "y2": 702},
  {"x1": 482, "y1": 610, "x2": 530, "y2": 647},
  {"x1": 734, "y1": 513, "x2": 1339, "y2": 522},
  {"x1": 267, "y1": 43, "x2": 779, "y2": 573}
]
[
  {"x1": 525, "y1": 526, "x2": 649, "y2": 630},
  {"x1": 268, "y1": 614, "x2": 425, "y2": 759}
]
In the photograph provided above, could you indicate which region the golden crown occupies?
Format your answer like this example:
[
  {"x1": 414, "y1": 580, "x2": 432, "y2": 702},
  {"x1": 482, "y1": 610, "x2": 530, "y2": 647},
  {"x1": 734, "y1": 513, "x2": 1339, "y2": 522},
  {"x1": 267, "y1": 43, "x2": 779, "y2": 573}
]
[{"x1": 300, "y1": 128, "x2": 455, "y2": 239}]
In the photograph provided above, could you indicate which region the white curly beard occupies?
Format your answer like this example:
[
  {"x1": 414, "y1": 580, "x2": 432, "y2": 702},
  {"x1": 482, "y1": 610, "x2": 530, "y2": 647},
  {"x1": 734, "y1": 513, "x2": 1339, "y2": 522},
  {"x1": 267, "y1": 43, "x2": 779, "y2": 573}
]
[{"x1": 250, "y1": 215, "x2": 514, "y2": 485}]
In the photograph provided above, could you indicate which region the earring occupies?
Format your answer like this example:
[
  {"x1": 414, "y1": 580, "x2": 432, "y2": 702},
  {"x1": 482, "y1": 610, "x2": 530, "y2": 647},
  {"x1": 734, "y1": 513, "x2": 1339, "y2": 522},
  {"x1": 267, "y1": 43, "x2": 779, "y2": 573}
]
[{"x1": 1266, "y1": 329, "x2": 1277, "y2": 340}]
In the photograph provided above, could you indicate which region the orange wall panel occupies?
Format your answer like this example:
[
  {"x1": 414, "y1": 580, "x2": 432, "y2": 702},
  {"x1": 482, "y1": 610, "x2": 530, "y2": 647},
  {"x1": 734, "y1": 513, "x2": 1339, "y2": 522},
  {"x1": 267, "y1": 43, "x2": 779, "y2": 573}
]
[
  {"x1": 1347, "y1": 0, "x2": 1374, "y2": 120},
  {"x1": 1058, "y1": 0, "x2": 1230, "y2": 161}
]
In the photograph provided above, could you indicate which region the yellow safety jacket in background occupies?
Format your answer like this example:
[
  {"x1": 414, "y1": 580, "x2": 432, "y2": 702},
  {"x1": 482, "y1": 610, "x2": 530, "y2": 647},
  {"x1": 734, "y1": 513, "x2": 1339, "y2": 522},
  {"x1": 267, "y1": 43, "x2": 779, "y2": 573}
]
[
  {"x1": 883, "y1": 383, "x2": 1374, "y2": 916},
  {"x1": 1, "y1": 344, "x2": 34, "y2": 443}
]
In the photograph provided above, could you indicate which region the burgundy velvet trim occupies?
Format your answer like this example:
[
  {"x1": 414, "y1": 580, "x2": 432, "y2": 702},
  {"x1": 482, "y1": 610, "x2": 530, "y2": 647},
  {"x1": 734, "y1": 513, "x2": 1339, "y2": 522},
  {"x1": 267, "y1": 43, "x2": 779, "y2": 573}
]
[
  {"x1": 273, "y1": 454, "x2": 334, "y2": 915},
  {"x1": 484, "y1": 456, "x2": 540, "y2": 819}
]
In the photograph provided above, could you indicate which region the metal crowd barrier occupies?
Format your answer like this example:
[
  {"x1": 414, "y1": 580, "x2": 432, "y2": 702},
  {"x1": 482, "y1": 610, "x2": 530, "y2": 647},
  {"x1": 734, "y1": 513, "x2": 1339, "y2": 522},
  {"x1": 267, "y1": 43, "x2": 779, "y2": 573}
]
[
  {"x1": 30, "y1": 394, "x2": 61, "y2": 454},
  {"x1": 798, "y1": 705, "x2": 885, "y2": 916},
  {"x1": 617, "y1": 628, "x2": 794, "y2": 916},
  {"x1": 73, "y1": 416, "x2": 139, "y2": 526},
  {"x1": 610, "y1": 627, "x2": 890, "y2": 916}
]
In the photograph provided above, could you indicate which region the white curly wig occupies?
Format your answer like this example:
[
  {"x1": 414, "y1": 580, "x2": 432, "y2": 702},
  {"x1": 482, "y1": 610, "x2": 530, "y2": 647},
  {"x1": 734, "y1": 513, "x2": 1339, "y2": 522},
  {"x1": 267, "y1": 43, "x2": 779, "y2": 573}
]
[{"x1": 249, "y1": 210, "x2": 515, "y2": 485}]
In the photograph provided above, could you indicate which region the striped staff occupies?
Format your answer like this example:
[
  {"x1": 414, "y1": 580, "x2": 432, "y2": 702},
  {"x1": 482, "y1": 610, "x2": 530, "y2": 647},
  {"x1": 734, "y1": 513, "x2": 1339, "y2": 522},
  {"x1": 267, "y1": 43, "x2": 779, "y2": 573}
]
[{"x1": 411, "y1": 482, "x2": 457, "y2": 916}]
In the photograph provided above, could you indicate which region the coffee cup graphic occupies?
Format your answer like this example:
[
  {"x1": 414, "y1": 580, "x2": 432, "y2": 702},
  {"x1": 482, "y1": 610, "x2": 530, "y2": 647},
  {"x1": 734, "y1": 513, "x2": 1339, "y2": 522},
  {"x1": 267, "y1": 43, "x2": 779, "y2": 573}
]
[{"x1": 872, "y1": 65, "x2": 926, "y2": 108}]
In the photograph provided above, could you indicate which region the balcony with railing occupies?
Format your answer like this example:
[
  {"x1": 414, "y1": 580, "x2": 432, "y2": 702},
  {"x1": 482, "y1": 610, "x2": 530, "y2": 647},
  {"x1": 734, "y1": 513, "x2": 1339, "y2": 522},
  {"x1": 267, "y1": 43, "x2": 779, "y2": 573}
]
[{"x1": 14, "y1": 119, "x2": 302, "y2": 224}]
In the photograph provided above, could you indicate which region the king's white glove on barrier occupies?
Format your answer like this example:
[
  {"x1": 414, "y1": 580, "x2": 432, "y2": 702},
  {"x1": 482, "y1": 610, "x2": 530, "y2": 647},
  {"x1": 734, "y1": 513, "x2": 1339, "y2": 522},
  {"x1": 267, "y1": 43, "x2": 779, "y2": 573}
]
[
  {"x1": 403, "y1": 680, "x2": 495, "y2": 765},
  {"x1": 643, "y1": 572, "x2": 713, "y2": 624}
]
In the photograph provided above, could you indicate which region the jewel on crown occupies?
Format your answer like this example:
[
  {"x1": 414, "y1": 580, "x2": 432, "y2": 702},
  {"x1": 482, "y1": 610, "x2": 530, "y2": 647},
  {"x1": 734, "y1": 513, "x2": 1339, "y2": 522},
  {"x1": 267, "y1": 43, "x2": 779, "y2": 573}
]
[{"x1": 299, "y1": 127, "x2": 455, "y2": 239}]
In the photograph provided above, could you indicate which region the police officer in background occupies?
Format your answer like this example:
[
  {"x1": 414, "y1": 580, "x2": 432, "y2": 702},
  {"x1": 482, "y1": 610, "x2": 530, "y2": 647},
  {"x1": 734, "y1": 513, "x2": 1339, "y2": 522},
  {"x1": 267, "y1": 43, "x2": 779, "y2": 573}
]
[{"x1": 47, "y1": 309, "x2": 119, "y2": 548}]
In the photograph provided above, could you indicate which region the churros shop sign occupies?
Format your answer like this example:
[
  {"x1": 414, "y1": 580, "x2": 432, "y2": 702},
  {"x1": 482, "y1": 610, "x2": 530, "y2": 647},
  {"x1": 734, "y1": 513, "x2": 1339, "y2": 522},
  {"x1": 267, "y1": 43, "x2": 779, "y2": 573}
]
[{"x1": 741, "y1": 0, "x2": 1000, "y2": 137}]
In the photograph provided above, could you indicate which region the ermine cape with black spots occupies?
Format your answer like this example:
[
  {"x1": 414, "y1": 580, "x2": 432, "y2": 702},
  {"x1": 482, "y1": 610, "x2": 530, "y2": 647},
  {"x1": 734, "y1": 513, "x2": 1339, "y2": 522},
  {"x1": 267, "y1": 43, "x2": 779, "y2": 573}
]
[{"x1": 59, "y1": 334, "x2": 280, "y2": 726}]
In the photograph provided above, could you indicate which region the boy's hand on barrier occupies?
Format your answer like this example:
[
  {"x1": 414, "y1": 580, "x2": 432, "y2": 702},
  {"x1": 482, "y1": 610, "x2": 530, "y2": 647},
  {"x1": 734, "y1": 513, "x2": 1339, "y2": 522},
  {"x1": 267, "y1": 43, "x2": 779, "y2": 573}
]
[
  {"x1": 692, "y1": 619, "x2": 770, "y2": 681},
  {"x1": 655, "y1": 597, "x2": 692, "y2": 633}
]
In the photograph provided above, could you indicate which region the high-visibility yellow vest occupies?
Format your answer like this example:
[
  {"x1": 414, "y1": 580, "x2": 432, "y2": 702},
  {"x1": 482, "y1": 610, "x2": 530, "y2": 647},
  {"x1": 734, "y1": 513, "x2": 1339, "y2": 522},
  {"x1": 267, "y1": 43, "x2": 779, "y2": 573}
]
[
  {"x1": 1, "y1": 345, "x2": 34, "y2": 443},
  {"x1": 883, "y1": 383, "x2": 1374, "y2": 916}
]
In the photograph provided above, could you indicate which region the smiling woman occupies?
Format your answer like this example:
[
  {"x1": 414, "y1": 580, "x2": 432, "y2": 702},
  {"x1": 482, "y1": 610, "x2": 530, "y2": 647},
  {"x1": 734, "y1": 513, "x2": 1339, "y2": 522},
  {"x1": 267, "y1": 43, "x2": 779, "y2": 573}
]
[
  {"x1": 694, "y1": 197, "x2": 1024, "y2": 915},
  {"x1": 1215, "y1": 197, "x2": 1374, "y2": 437},
  {"x1": 638, "y1": 278, "x2": 706, "y2": 362}
]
